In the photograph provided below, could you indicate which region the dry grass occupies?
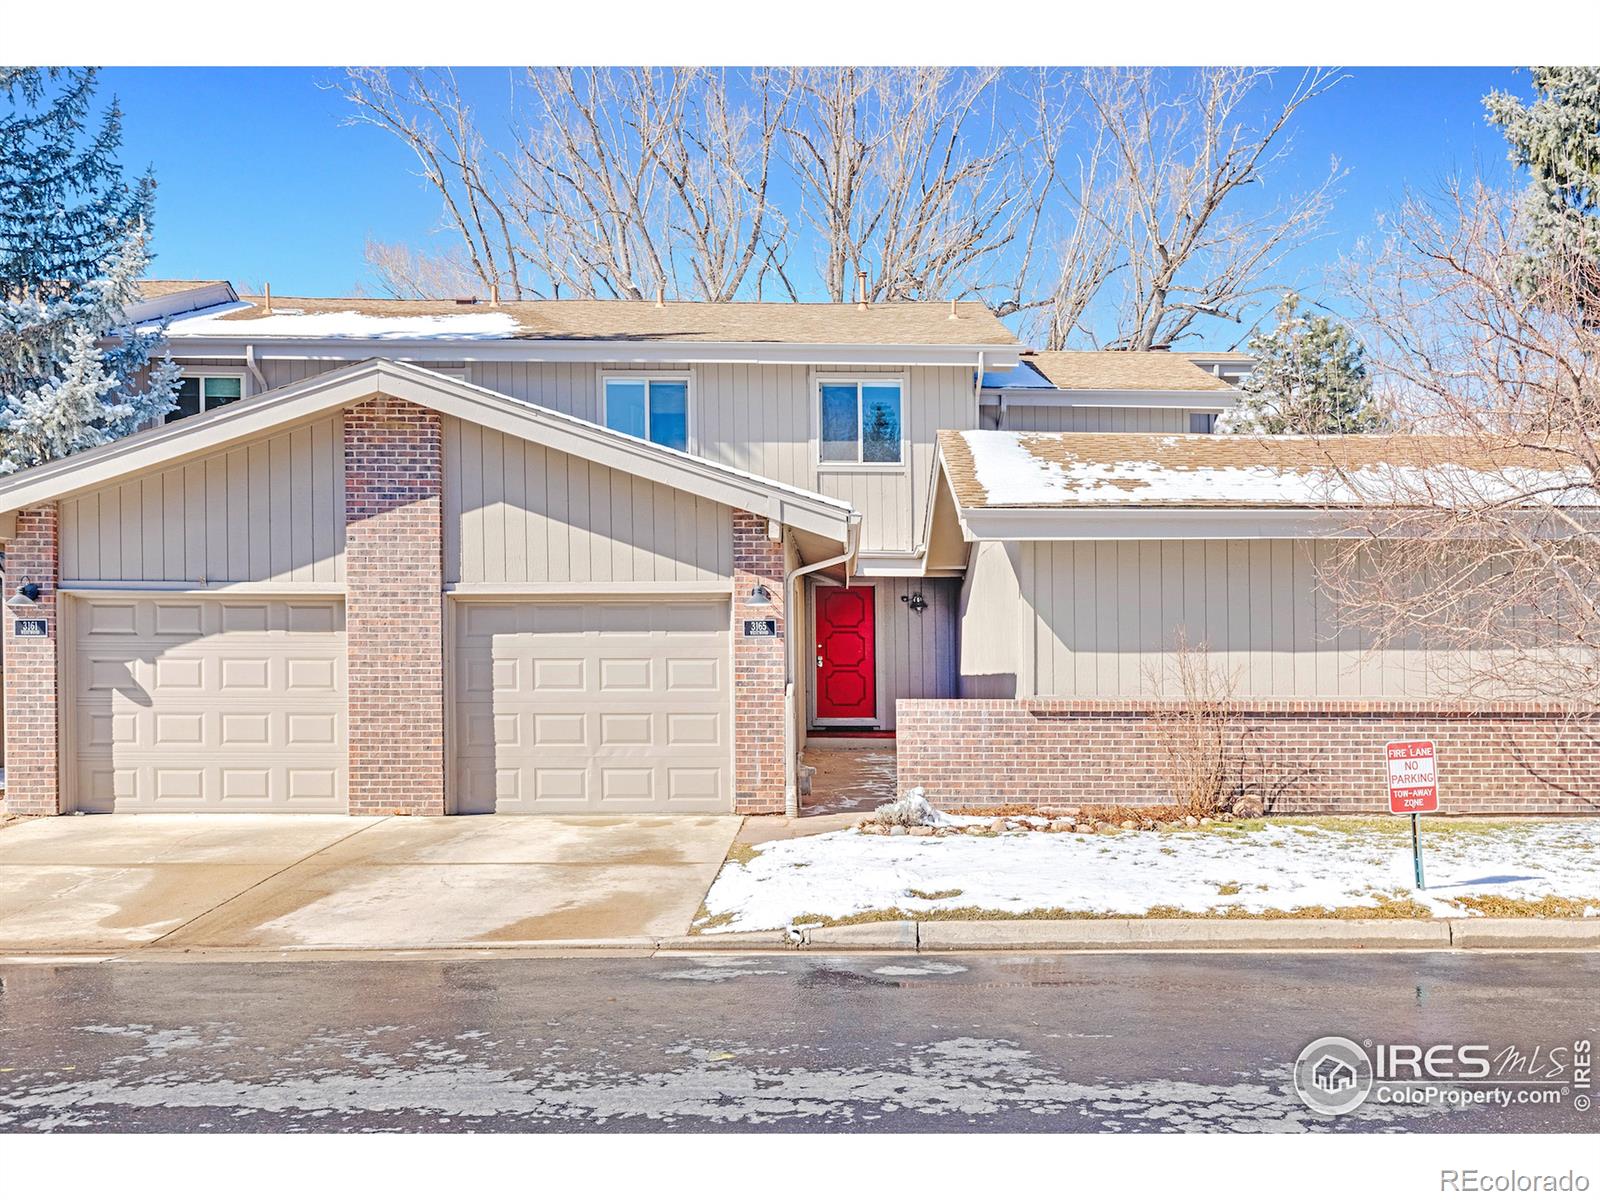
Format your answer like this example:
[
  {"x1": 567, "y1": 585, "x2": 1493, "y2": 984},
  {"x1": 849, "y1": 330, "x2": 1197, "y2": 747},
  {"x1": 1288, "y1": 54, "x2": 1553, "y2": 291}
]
[
  {"x1": 723, "y1": 841, "x2": 764, "y2": 867},
  {"x1": 907, "y1": 887, "x2": 964, "y2": 900},
  {"x1": 790, "y1": 895, "x2": 1439, "y2": 927},
  {"x1": 1451, "y1": 895, "x2": 1600, "y2": 918}
]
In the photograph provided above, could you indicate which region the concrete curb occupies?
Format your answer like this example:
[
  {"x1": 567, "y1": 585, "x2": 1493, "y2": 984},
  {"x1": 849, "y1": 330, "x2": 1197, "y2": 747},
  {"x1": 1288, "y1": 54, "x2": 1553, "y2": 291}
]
[
  {"x1": 1448, "y1": 918, "x2": 1600, "y2": 949},
  {"x1": 4, "y1": 919, "x2": 1596, "y2": 962}
]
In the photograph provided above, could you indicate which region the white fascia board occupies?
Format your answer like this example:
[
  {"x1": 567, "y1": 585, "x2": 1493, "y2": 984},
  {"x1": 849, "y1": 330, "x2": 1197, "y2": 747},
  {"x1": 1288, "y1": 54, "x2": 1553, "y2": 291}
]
[
  {"x1": 0, "y1": 358, "x2": 858, "y2": 546},
  {"x1": 958, "y1": 506, "x2": 1371, "y2": 541},
  {"x1": 122, "y1": 282, "x2": 241, "y2": 326},
  {"x1": 853, "y1": 550, "x2": 931, "y2": 577},
  {"x1": 169, "y1": 336, "x2": 1019, "y2": 369},
  {"x1": 981, "y1": 387, "x2": 1238, "y2": 409}
]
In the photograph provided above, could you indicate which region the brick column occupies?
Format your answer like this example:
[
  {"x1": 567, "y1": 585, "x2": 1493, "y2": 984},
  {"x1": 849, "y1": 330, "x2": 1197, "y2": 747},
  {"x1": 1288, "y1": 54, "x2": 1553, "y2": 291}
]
[
  {"x1": 2, "y1": 505, "x2": 61, "y2": 815},
  {"x1": 344, "y1": 398, "x2": 446, "y2": 815},
  {"x1": 732, "y1": 510, "x2": 786, "y2": 814}
]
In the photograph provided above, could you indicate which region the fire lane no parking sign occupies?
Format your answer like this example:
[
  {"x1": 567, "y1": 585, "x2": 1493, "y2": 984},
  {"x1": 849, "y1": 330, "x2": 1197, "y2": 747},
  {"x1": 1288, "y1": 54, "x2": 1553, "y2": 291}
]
[{"x1": 1385, "y1": 740, "x2": 1440, "y2": 814}]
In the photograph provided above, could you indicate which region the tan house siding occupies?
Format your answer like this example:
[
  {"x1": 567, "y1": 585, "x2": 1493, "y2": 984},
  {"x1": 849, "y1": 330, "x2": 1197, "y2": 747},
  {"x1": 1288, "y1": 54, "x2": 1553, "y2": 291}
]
[
  {"x1": 873, "y1": 577, "x2": 960, "y2": 730},
  {"x1": 442, "y1": 416, "x2": 734, "y2": 585},
  {"x1": 979, "y1": 404, "x2": 1196, "y2": 432},
  {"x1": 59, "y1": 415, "x2": 345, "y2": 584},
  {"x1": 1022, "y1": 538, "x2": 1452, "y2": 700},
  {"x1": 957, "y1": 540, "x2": 1024, "y2": 699},
  {"x1": 231, "y1": 358, "x2": 976, "y2": 556}
]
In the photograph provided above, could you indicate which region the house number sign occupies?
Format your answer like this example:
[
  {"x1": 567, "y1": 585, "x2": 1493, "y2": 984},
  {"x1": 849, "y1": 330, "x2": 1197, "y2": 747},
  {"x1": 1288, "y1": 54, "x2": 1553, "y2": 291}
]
[
  {"x1": 742, "y1": 619, "x2": 778, "y2": 638},
  {"x1": 12, "y1": 618, "x2": 47, "y2": 638}
]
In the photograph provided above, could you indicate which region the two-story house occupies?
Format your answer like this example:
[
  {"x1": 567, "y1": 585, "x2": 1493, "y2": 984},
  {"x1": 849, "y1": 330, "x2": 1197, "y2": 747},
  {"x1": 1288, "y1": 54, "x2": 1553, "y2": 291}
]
[{"x1": 1, "y1": 280, "x2": 1588, "y2": 821}]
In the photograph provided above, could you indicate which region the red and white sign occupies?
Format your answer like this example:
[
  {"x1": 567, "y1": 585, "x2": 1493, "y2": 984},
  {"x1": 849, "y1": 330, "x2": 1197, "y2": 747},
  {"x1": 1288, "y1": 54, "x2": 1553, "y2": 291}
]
[{"x1": 1386, "y1": 740, "x2": 1439, "y2": 813}]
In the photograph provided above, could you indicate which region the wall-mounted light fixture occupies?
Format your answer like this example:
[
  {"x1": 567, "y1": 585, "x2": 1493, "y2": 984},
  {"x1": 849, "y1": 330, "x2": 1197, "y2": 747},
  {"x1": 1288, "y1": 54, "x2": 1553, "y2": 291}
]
[
  {"x1": 5, "y1": 581, "x2": 41, "y2": 609},
  {"x1": 747, "y1": 583, "x2": 774, "y2": 607},
  {"x1": 899, "y1": 589, "x2": 927, "y2": 614}
]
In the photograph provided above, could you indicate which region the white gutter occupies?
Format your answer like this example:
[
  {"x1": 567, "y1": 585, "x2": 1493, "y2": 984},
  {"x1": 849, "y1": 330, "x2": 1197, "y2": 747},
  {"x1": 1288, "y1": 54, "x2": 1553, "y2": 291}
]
[{"x1": 782, "y1": 514, "x2": 862, "y2": 818}]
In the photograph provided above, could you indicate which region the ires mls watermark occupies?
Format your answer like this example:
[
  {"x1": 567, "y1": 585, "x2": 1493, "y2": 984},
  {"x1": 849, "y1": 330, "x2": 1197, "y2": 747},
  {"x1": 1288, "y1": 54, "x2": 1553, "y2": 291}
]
[{"x1": 1292, "y1": 1035, "x2": 1593, "y2": 1117}]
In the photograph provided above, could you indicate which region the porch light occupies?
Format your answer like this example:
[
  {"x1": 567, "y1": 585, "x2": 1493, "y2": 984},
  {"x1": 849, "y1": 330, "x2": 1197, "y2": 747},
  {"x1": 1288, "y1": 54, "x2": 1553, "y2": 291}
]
[
  {"x1": 900, "y1": 589, "x2": 927, "y2": 614},
  {"x1": 748, "y1": 583, "x2": 774, "y2": 607},
  {"x1": 5, "y1": 582, "x2": 41, "y2": 608}
]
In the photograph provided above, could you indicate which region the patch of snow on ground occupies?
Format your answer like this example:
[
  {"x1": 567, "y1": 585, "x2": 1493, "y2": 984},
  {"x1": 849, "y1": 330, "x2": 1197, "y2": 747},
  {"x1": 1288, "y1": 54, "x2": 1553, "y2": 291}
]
[
  {"x1": 872, "y1": 787, "x2": 985, "y2": 828},
  {"x1": 698, "y1": 819, "x2": 1600, "y2": 932}
]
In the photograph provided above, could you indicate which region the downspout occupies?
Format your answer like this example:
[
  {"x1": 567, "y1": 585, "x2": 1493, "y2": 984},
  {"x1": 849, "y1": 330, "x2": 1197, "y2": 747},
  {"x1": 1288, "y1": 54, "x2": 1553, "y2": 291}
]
[
  {"x1": 244, "y1": 344, "x2": 268, "y2": 395},
  {"x1": 782, "y1": 514, "x2": 861, "y2": 818}
]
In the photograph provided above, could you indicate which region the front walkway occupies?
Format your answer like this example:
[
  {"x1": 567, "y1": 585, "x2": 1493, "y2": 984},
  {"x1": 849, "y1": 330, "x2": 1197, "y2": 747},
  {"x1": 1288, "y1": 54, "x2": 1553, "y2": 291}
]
[
  {"x1": 0, "y1": 813, "x2": 740, "y2": 954},
  {"x1": 802, "y1": 746, "x2": 898, "y2": 815}
]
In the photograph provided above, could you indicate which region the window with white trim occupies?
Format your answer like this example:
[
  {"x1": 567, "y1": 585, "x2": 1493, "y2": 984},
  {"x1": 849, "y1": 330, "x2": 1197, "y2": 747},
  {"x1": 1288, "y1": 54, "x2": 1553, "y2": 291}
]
[
  {"x1": 168, "y1": 372, "x2": 244, "y2": 422},
  {"x1": 602, "y1": 375, "x2": 689, "y2": 452},
  {"x1": 818, "y1": 380, "x2": 903, "y2": 464},
  {"x1": 1189, "y1": 412, "x2": 1217, "y2": 434}
]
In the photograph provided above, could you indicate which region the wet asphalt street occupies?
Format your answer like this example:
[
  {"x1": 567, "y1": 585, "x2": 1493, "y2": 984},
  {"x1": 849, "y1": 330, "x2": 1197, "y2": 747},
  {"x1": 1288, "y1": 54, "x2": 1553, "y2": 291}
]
[{"x1": 0, "y1": 951, "x2": 1596, "y2": 1133}]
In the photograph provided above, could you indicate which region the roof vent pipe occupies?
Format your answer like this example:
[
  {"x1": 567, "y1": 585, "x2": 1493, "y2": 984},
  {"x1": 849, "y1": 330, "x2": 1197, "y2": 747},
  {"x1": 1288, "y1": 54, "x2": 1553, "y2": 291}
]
[
  {"x1": 949, "y1": 298, "x2": 958, "y2": 320},
  {"x1": 489, "y1": 283, "x2": 499, "y2": 306},
  {"x1": 656, "y1": 285, "x2": 666, "y2": 308},
  {"x1": 856, "y1": 270, "x2": 868, "y2": 311},
  {"x1": 263, "y1": 282, "x2": 272, "y2": 315}
]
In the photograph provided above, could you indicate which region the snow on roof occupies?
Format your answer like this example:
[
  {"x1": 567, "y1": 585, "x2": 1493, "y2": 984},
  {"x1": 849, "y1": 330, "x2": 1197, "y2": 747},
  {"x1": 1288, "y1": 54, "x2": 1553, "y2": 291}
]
[
  {"x1": 159, "y1": 301, "x2": 523, "y2": 342},
  {"x1": 980, "y1": 360, "x2": 1058, "y2": 390},
  {"x1": 154, "y1": 294, "x2": 1020, "y2": 347},
  {"x1": 940, "y1": 430, "x2": 1598, "y2": 510}
]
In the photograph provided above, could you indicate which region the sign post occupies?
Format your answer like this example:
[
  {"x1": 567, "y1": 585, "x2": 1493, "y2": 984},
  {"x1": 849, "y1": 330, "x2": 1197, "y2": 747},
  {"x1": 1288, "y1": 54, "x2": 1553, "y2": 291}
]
[{"x1": 1385, "y1": 739, "x2": 1439, "y2": 891}]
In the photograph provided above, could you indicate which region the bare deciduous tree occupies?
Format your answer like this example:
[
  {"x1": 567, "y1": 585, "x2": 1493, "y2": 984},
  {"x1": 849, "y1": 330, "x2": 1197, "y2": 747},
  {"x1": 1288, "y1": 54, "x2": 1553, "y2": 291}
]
[
  {"x1": 1070, "y1": 66, "x2": 1344, "y2": 351},
  {"x1": 361, "y1": 238, "x2": 484, "y2": 299},
  {"x1": 780, "y1": 66, "x2": 1026, "y2": 303},
  {"x1": 340, "y1": 67, "x2": 791, "y2": 301},
  {"x1": 1319, "y1": 177, "x2": 1600, "y2": 711}
]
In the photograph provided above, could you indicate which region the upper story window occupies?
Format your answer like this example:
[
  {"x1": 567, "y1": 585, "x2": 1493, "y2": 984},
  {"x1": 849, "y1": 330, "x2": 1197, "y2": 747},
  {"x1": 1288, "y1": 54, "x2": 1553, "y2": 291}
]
[
  {"x1": 603, "y1": 375, "x2": 689, "y2": 452},
  {"x1": 1189, "y1": 412, "x2": 1217, "y2": 434},
  {"x1": 168, "y1": 372, "x2": 244, "y2": 422},
  {"x1": 819, "y1": 379, "x2": 903, "y2": 465}
]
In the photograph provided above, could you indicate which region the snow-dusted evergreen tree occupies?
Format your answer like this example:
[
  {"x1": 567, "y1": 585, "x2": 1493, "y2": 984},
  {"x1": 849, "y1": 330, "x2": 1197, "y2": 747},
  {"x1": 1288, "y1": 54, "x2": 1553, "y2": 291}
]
[
  {"x1": 0, "y1": 67, "x2": 178, "y2": 473},
  {"x1": 1220, "y1": 293, "x2": 1383, "y2": 435},
  {"x1": 1484, "y1": 67, "x2": 1600, "y2": 309}
]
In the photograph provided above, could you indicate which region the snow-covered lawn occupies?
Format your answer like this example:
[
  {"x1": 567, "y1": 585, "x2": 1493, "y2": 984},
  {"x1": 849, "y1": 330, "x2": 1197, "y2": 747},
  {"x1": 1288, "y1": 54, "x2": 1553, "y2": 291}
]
[{"x1": 698, "y1": 818, "x2": 1600, "y2": 932}]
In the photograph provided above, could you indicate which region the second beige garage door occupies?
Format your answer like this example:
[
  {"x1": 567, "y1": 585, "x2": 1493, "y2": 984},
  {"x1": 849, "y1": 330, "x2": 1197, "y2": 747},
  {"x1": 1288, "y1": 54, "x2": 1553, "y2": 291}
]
[
  {"x1": 453, "y1": 599, "x2": 732, "y2": 814},
  {"x1": 72, "y1": 596, "x2": 347, "y2": 813}
]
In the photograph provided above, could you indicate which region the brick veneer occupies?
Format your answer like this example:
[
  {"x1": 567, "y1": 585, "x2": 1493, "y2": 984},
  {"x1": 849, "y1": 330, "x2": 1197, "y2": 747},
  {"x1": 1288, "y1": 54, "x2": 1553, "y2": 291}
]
[
  {"x1": 732, "y1": 510, "x2": 786, "y2": 814},
  {"x1": 1, "y1": 505, "x2": 60, "y2": 815},
  {"x1": 896, "y1": 698, "x2": 1600, "y2": 815},
  {"x1": 344, "y1": 398, "x2": 446, "y2": 815}
]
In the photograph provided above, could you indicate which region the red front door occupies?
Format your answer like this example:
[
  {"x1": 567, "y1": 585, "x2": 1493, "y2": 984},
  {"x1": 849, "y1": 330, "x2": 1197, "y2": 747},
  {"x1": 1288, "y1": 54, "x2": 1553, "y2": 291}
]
[{"x1": 815, "y1": 585, "x2": 876, "y2": 721}]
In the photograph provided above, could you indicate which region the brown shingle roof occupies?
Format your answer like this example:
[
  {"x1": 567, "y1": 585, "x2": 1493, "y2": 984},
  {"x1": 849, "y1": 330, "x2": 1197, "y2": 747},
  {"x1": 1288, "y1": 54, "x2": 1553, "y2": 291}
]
[
  {"x1": 938, "y1": 430, "x2": 1584, "y2": 510},
  {"x1": 200, "y1": 295, "x2": 1019, "y2": 347},
  {"x1": 1021, "y1": 351, "x2": 1235, "y2": 393},
  {"x1": 136, "y1": 279, "x2": 230, "y2": 298}
]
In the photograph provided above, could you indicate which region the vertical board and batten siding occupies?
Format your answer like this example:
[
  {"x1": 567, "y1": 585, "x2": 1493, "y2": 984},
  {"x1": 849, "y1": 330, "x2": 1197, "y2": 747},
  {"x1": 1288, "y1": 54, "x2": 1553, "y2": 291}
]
[
  {"x1": 230, "y1": 357, "x2": 977, "y2": 554},
  {"x1": 442, "y1": 416, "x2": 733, "y2": 585},
  {"x1": 1022, "y1": 538, "x2": 1444, "y2": 700},
  {"x1": 957, "y1": 540, "x2": 1024, "y2": 699},
  {"x1": 59, "y1": 416, "x2": 345, "y2": 584},
  {"x1": 870, "y1": 576, "x2": 960, "y2": 729},
  {"x1": 979, "y1": 404, "x2": 1196, "y2": 433}
]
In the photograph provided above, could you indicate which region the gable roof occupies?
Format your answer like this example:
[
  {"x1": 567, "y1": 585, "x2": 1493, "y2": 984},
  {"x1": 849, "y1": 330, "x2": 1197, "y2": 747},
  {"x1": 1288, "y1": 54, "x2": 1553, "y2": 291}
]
[
  {"x1": 0, "y1": 359, "x2": 859, "y2": 551},
  {"x1": 938, "y1": 430, "x2": 1594, "y2": 511},
  {"x1": 160, "y1": 294, "x2": 1019, "y2": 349},
  {"x1": 1019, "y1": 351, "x2": 1236, "y2": 393}
]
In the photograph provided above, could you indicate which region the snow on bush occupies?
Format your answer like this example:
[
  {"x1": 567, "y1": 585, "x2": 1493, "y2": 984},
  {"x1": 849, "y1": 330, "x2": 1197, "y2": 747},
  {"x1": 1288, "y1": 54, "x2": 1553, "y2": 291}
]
[{"x1": 872, "y1": 787, "x2": 962, "y2": 828}]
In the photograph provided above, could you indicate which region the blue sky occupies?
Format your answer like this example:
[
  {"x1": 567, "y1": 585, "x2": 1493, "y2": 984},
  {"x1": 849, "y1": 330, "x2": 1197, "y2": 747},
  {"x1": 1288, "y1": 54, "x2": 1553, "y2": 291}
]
[{"x1": 100, "y1": 66, "x2": 1529, "y2": 343}]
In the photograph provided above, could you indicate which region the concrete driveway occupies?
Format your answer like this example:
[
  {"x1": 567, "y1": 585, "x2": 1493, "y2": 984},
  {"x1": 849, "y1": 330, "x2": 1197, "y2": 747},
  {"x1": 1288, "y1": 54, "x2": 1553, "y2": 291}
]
[{"x1": 0, "y1": 814, "x2": 740, "y2": 955}]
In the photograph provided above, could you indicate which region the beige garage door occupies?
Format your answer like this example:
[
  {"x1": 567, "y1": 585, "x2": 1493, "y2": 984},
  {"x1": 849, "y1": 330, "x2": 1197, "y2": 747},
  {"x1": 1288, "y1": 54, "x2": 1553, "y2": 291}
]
[
  {"x1": 73, "y1": 596, "x2": 347, "y2": 813},
  {"x1": 454, "y1": 599, "x2": 731, "y2": 814}
]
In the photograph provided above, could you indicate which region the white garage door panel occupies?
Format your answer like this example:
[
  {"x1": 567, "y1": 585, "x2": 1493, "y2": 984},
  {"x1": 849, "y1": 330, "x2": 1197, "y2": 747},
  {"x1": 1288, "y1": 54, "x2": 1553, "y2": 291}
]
[
  {"x1": 73, "y1": 597, "x2": 347, "y2": 813},
  {"x1": 454, "y1": 599, "x2": 731, "y2": 814}
]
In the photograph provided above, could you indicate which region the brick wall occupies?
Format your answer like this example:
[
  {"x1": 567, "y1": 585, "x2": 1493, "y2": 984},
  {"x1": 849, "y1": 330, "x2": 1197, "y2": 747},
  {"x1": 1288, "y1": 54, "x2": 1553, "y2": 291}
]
[
  {"x1": 344, "y1": 398, "x2": 446, "y2": 815},
  {"x1": 732, "y1": 510, "x2": 786, "y2": 814},
  {"x1": 1, "y1": 505, "x2": 60, "y2": 815},
  {"x1": 897, "y1": 698, "x2": 1600, "y2": 815}
]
